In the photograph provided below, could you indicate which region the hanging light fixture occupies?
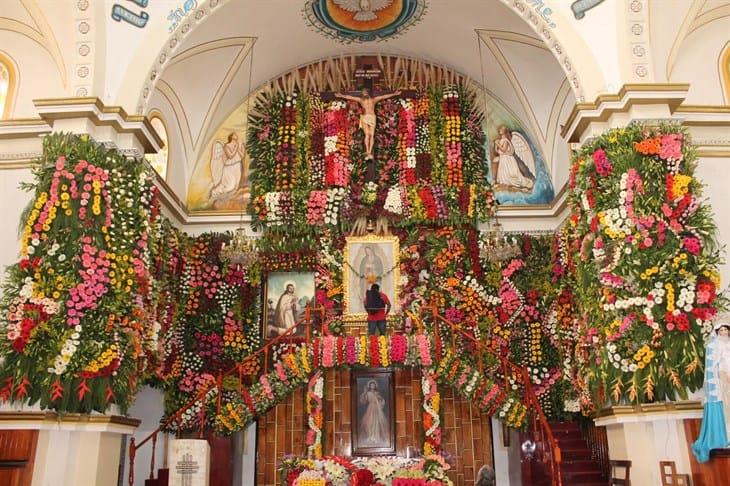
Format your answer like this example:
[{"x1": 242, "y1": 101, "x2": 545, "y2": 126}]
[
  {"x1": 476, "y1": 32, "x2": 521, "y2": 263},
  {"x1": 220, "y1": 228, "x2": 258, "y2": 267},
  {"x1": 219, "y1": 44, "x2": 258, "y2": 267},
  {"x1": 480, "y1": 217, "x2": 521, "y2": 262}
]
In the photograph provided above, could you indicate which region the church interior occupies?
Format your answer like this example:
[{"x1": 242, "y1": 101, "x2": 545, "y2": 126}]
[{"x1": 0, "y1": 1, "x2": 730, "y2": 485}]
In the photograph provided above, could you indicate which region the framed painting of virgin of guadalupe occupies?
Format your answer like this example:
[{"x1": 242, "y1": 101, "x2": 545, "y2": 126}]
[
  {"x1": 343, "y1": 234, "x2": 400, "y2": 323},
  {"x1": 351, "y1": 369, "x2": 396, "y2": 456}
]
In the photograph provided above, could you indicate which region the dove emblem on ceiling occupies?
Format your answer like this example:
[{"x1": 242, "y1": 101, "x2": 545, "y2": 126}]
[
  {"x1": 332, "y1": 0, "x2": 394, "y2": 22},
  {"x1": 303, "y1": 0, "x2": 426, "y2": 43}
]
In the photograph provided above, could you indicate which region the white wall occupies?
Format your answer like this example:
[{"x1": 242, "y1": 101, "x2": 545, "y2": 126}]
[
  {"x1": 121, "y1": 386, "x2": 169, "y2": 486},
  {"x1": 694, "y1": 156, "x2": 730, "y2": 287},
  {"x1": 670, "y1": 18, "x2": 730, "y2": 105},
  {"x1": 491, "y1": 417, "x2": 522, "y2": 485},
  {"x1": 0, "y1": 168, "x2": 34, "y2": 274}
]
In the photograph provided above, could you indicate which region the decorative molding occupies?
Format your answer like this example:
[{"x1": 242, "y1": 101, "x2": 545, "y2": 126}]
[
  {"x1": 73, "y1": 0, "x2": 94, "y2": 98},
  {"x1": 18, "y1": 0, "x2": 68, "y2": 87},
  {"x1": 33, "y1": 97, "x2": 163, "y2": 152},
  {"x1": 627, "y1": 0, "x2": 651, "y2": 81},
  {"x1": 593, "y1": 400, "x2": 703, "y2": 426},
  {"x1": 0, "y1": 51, "x2": 18, "y2": 119},
  {"x1": 98, "y1": 140, "x2": 143, "y2": 160},
  {"x1": 561, "y1": 84, "x2": 691, "y2": 142},
  {"x1": 0, "y1": 151, "x2": 42, "y2": 161},
  {"x1": 0, "y1": 158, "x2": 39, "y2": 170},
  {"x1": 0, "y1": 411, "x2": 140, "y2": 433},
  {"x1": 666, "y1": 0, "x2": 706, "y2": 80},
  {"x1": 0, "y1": 118, "x2": 51, "y2": 139}
]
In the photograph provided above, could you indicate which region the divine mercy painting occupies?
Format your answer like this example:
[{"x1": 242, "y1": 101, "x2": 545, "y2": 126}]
[{"x1": 351, "y1": 370, "x2": 395, "y2": 456}]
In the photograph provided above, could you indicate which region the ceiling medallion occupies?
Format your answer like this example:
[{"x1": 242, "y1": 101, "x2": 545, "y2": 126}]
[{"x1": 303, "y1": 0, "x2": 426, "y2": 44}]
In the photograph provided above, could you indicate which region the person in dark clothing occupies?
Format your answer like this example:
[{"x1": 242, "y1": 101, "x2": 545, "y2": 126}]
[{"x1": 364, "y1": 283, "x2": 391, "y2": 335}]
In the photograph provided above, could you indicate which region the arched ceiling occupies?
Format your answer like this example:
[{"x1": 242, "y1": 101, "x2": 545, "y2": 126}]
[{"x1": 145, "y1": 0, "x2": 576, "y2": 198}]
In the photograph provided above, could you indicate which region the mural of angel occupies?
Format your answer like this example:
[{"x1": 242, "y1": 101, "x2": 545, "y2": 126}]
[
  {"x1": 492, "y1": 125, "x2": 536, "y2": 192},
  {"x1": 333, "y1": 0, "x2": 393, "y2": 22},
  {"x1": 210, "y1": 132, "x2": 245, "y2": 200}
]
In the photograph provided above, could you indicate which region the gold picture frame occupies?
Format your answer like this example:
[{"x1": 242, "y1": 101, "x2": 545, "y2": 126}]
[{"x1": 343, "y1": 234, "x2": 400, "y2": 323}]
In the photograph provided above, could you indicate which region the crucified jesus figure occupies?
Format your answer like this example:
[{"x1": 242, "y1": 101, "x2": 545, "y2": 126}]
[{"x1": 335, "y1": 88, "x2": 401, "y2": 160}]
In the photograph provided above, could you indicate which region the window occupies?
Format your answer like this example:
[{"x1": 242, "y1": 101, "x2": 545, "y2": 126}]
[
  {"x1": 0, "y1": 53, "x2": 17, "y2": 119},
  {"x1": 145, "y1": 116, "x2": 169, "y2": 179}
]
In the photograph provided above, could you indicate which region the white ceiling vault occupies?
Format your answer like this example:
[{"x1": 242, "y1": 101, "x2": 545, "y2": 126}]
[{"x1": 144, "y1": 0, "x2": 576, "y2": 200}]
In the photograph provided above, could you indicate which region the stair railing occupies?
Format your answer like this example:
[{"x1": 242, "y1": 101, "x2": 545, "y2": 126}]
[
  {"x1": 128, "y1": 304, "x2": 325, "y2": 486},
  {"x1": 420, "y1": 303, "x2": 563, "y2": 486},
  {"x1": 580, "y1": 417, "x2": 609, "y2": 479}
]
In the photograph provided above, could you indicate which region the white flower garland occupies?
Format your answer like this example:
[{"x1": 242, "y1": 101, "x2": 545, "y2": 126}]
[{"x1": 384, "y1": 186, "x2": 403, "y2": 214}]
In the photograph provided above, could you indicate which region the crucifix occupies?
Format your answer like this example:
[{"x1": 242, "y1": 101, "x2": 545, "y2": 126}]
[
  {"x1": 334, "y1": 88, "x2": 401, "y2": 161},
  {"x1": 324, "y1": 59, "x2": 417, "y2": 236}
]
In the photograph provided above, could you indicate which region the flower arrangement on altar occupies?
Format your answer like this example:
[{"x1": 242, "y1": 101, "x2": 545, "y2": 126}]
[
  {"x1": 277, "y1": 454, "x2": 453, "y2": 486},
  {"x1": 568, "y1": 124, "x2": 725, "y2": 409},
  {"x1": 247, "y1": 87, "x2": 495, "y2": 232}
]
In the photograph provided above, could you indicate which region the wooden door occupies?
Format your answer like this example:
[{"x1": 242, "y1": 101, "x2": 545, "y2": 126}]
[{"x1": 0, "y1": 430, "x2": 38, "y2": 486}]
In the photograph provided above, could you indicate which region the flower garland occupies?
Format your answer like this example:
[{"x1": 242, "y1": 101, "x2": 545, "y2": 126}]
[
  {"x1": 398, "y1": 98, "x2": 417, "y2": 185},
  {"x1": 324, "y1": 100, "x2": 352, "y2": 187},
  {"x1": 306, "y1": 371, "x2": 324, "y2": 458},
  {"x1": 442, "y1": 88, "x2": 463, "y2": 187},
  {"x1": 437, "y1": 351, "x2": 527, "y2": 427},
  {"x1": 568, "y1": 124, "x2": 724, "y2": 409},
  {"x1": 421, "y1": 372, "x2": 441, "y2": 455}
]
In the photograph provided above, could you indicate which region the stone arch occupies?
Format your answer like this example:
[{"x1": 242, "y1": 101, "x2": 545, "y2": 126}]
[
  {"x1": 126, "y1": 0, "x2": 606, "y2": 116},
  {"x1": 0, "y1": 50, "x2": 19, "y2": 119}
]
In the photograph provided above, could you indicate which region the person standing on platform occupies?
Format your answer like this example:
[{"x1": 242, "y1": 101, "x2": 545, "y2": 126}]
[{"x1": 364, "y1": 283, "x2": 390, "y2": 336}]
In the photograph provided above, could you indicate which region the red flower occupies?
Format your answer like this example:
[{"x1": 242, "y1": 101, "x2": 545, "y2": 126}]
[
  {"x1": 351, "y1": 469, "x2": 375, "y2": 486},
  {"x1": 696, "y1": 280, "x2": 716, "y2": 305},
  {"x1": 369, "y1": 336, "x2": 380, "y2": 367}
]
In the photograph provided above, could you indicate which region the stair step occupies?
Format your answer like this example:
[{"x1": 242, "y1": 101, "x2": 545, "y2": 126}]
[
  {"x1": 561, "y1": 459, "x2": 602, "y2": 472},
  {"x1": 553, "y1": 429, "x2": 583, "y2": 438},
  {"x1": 559, "y1": 448, "x2": 593, "y2": 459},
  {"x1": 556, "y1": 437, "x2": 590, "y2": 448},
  {"x1": 158, "y1": 468, "x2": 169, "y2": 485},
  {"x1": 144, "y1": 479, "x2": 160, "y2": 486},
  {"x1": 562, "y1": 469, "x2": 605, "y2": 482},
  {"x1": 550, "y1": 421, "x2": 581, "y2": 431}
]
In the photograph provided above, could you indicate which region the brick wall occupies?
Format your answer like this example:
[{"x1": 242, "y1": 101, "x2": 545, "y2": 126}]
[{"x1": 256, "y1": 369, "x2": 494, "y2": 486}]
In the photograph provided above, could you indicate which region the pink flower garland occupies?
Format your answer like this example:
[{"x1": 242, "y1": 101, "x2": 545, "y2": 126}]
[
  {"x1": 416, "y1": 334, "x2": 432, "y2": 366},
  {"x1": 390, "y1": 334, "x2": 407, "y2": 363}
]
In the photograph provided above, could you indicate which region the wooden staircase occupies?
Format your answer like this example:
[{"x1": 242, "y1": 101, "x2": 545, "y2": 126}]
[
  {"x1": 143, "y1": 467, "x2": 168, "y2": 486},
  {"x1": 550, "y1": 422, "x2": 606, "y2": 486}
]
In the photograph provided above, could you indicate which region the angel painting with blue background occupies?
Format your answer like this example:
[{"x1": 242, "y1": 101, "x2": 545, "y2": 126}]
[{"x1": 488, "y1": 125, "x2": 554, "y2": 205}]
